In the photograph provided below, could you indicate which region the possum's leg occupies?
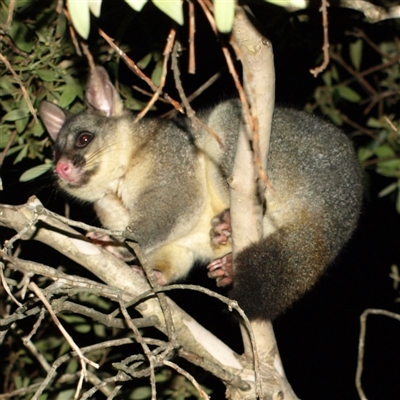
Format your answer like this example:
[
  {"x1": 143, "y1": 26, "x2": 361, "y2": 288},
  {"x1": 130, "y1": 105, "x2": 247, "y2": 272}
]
[{"x1": 208, "y1": 209, "x2": 234, "y2": 286}]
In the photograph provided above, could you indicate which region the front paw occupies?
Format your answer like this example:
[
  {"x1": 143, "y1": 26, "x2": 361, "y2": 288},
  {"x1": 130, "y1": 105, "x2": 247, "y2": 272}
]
[{"x1": 210, "y1": 209, "x2": 231, "y2": 249}]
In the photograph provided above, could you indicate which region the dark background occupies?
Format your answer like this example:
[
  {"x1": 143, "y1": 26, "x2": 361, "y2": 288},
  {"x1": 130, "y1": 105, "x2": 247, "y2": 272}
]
[{"x1": 2, "y1": 1, "x2": 400, "y2": 399}]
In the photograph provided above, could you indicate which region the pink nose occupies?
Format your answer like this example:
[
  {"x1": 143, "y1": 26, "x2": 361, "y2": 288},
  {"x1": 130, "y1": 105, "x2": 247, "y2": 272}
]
[{"x1": 56, "y1": 161, "x2": 72, "y2": 181}]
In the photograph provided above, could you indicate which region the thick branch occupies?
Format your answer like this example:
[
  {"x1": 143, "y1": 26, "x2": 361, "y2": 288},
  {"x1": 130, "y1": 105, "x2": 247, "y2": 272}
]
[
  {"x1": 229, "y1": 6, "x2": 298, "y2": 400},
  {"x1": 0, "y1": 198, "x2": 244, "y2": 382}
]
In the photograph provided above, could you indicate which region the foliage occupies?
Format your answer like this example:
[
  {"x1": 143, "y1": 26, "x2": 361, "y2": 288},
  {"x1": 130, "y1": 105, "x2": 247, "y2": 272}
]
[
  {"x1": 0, "y1": 0, "x2": 81, "y2": 181},
  {"x1": 307, "y1": 31, "x2": 400, "y2": 212},
  {"x1": 66, "y1": 0, "x2": 292, "y2": 38}
]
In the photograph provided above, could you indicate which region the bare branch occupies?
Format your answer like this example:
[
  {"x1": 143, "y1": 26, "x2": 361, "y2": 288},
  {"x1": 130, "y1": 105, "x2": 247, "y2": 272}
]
[
  {"x1": 98, "y1": 28, "x2": 183, "y2": 113},
  {"x1": 356, "y1": 309, "x2": 400, "y2": 400},
  {"x1": 0, "y1": 199, "x2": 246, "y2": 386},
  {"x1": 136, "y1": 29, "x2": 176, "y2": 122},
  {"x1": 310, "y1": 0, "x2": 330, "y2": 77}
]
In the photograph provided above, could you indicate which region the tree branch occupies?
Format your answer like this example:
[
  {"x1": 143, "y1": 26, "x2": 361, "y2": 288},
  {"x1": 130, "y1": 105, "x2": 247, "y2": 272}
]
[
  {"x1": 228, "y1": 6, "x2": 298, "y2": 399},
  {"x1": 0, "y1": 198, "x2": 249, "y2": 389}
]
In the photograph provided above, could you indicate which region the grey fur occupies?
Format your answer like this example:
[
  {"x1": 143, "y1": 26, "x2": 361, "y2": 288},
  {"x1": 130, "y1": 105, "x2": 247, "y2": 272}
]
[{"x1": 39, "y1": 67, "x2": 363, "y2": 320}]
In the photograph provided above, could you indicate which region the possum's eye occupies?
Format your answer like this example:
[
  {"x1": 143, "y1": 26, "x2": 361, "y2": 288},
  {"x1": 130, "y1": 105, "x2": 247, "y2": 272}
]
[{"x1": 76, "y1": 132, "x2": 93, "y2": 148}]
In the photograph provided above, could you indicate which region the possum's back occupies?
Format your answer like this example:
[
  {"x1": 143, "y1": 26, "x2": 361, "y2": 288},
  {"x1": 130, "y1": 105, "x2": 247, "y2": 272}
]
[{"x1": 267, "y1": 107, "x2": 363, "y2": 252}]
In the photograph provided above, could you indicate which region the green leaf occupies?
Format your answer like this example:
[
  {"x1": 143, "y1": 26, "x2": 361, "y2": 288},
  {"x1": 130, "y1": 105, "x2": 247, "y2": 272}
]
[
  {"x1": 58, "y1": 85, "x2": 79, "y2": 108},
  {"x1": 31, "y1": 122, "x2": 45, "y2": 137},
  {"x1": 151, "y1": 59, "x2": 163, "y2": 87},
  {"x1": 14, "y1": 375, "x2": 22, "y2": 389},
  {"x1": 65, "y1": 358, "x2": 79, "y2": 374},
  {"x1": 35, "y1": 336, "x2": 64, "y2": 352},
  {"x1": 331, "y1": 64, "x2": 339, "y2": 82},
  {"x1": 56, "y1": 14, "x2": 68, "y2": 37},
  {"x1": 88, "y1": 0, "x2": 102, "y2": 17},
  {"x1": 67, "y1": 0, "x2": 90, "y2": 39},
  {"x1": 9, "y1": 19, "x2": 34, "y2": 53},
  {"x1": 377, "y1": 159, "x2": 400, "y2": 177},
  {"x1": 59, "y1": 339, "x2": 71, "y2": 356},
  {"x1": 357, "y1": 147, "x2": 373, "y2": 163},
  {"x1": 322, "y1": 71, "x2": 331, "y2": 87},
  {"x1": 0, "y1": 76, "x2": 18, "y2": 95},
  {"x1": 74, "y1": 324, "x2": 91, "y2": 333},
  {"x1": 125, "y1": 0, "x2": 148, "y2": 12},
  {"x1": 14, "y1": 145, "x2": 28, "y2": 163},
  {"x1": 349, "y1": 39, "x2": 363, "y2": 72},
  {"x1": 375, "y1": 144, "x2": 395, "y2": 159},
  {"x1": 0, "y1": 133, "x2": 13, "y2": 149},
  {"x1": 336, "y1": 85, "x2": 361, "y2": 103},
  {"x1": 326, "y1": 109, "x2": 343, "y2": 126},
  {"x1": 37, "y1": 69, "x2": 58, "y2": 82},
  {"x1": 5, "y1": 144, "x2": 24, "y2": 157},
  {"x1": 19, "y1": 163, "x2": 52, "y2": 182},
  {"x1": 130, "y1": 386, "x2": 152, "y2": 400},
  {"x1": 15, "y1": 117, "x2": 29, "y2": 133},
  {"x1": 59, "y1": 314, "x2": 87, "y2": 324},
  {"x1": 153, "y1": 0, "x2": 184, "y2": 25},
  {"x1": 155, "y1": 368, "x2": 172, "y2": 383},
  {"x1": 265, "y1": 0, "x2": 306, "y2": 8},
  {"x1": 55, "y1": 389, "x2": 75, "y2": 400},
  {"x1": 214, "y1": 0, "x2": 235, "y2": 33},
  {"x1": 378, "y1": 182, "x2": 398, "y2": 198},
  {"x1": 93, "y1": 323, "x2": 106, "y2": 337},
  {"x1": 2, "y1": 108, "x2": 30, "y2": 121},
  {"x1": 366, "y1": 117, "x2": 385, "y2": 128},
  {"x1": 137, "y1": 53, "x2": 153, "y2": 69}
]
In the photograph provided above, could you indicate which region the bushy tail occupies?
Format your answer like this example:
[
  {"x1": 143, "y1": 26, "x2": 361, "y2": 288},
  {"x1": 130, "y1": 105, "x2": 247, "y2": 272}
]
[{"x1": 229, "y1": 221, "x2": 333, "y2": 320}]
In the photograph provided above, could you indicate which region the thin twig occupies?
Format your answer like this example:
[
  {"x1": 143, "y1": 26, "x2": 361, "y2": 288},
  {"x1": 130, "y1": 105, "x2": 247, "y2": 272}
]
[
  {"x1": 23, "y1": 307, "x2": 46, "y2": 344},
  {"x1": 29, "y1": 282, "x2": 99, "y2": 399},
  {"x1": 310, "y1": 0, "x2": 331, "y2": 77},
  {"x1": 81, "y1": 42, "x2": 96, "y2": 71},
  {"x1": 4, "y1": 0, "x2": 16, "y2": 32},
  {"x1": 356, "y1": 309, "x2": 400, "y2": 400},
  {"x1": 119, "y1": 300, "x2": 157, "y2": 400},
  {"x1": 179, "y1": 348, "x2": 250, "y2": 391},
  {"x1": 0, "y1": 53, "x2": 37, "y2": 123},
  {"x1": 188, "y1": 0, "x2": 196, "y2": 74},
  {"x1": 160, "y1": 71, "x2": 221, "y2": 119},
  {"x1": 330, "y1": 50, "x2": 377, "y2": 96},
  {"x1": 0, "y1": 261, "x2": 22, "y2": 307},
  {"x1": 136, "y1": 28, "x2": 176, "y2": 121},
  {"x1": 229, "y1": 35, "x2": 271, "y2": 189},
  {"x1": 22, "y1": 334, "x2": 52, "y2": 373},
  {"x1": 98, "y1": 28, "x2": 183, "y2": 113},
  {"x1": 170, "y1": 40, "x2": 223, "y2": 145},
  {"x1": 128, "y1": 242, "x2": 176, "y2": 343},
  {"x1": 198, "y1": 0, "x2": 217, "y2": 34},
  {"x1": 350, "y1": 28, "x2": 392, "y2": 59},
  {"x1": 62, "y1": 7, "x2": 82, "y2": 56},
  {"x1": 164, "y1": 360, "x2": 209, "y2": 399}
]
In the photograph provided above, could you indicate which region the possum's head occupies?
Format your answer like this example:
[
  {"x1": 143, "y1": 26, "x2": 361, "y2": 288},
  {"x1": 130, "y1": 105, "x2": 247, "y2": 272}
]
[{"x1": 39, "y1": 66, "x2": 130, "y2": 201}]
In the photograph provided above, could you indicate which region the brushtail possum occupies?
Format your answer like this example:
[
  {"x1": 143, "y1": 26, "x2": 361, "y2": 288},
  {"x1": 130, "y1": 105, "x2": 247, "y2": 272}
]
[{"x1": 39, "y1": 66, "x2": 362, "y2": 320}]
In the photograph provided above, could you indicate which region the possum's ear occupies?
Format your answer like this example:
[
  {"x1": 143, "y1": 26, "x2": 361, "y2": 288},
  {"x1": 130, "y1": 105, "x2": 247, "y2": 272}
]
[
  {"x1": 39, "y1": 101, "x2": 69, "y2": 141},
  {"x1": 85, "y1": 66, "x2": 124, "y2": 117}
]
